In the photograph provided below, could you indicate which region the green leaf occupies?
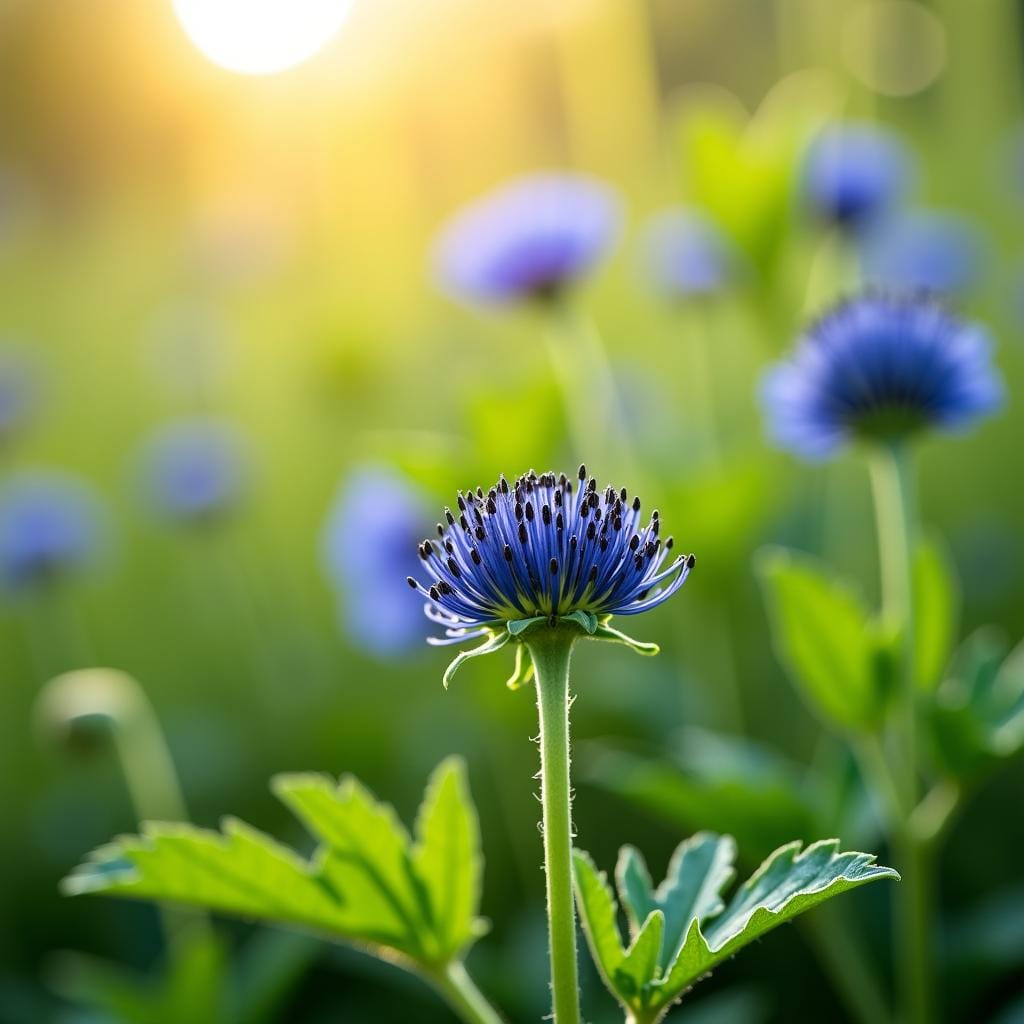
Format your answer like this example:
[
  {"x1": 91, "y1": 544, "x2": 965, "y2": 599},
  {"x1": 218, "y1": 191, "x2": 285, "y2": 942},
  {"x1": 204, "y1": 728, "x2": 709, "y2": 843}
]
[
  {"x1": 616, "y1": 835, "x2": 734, "y2": 970},
  {"x1": 914, "y1": 535, "x2": 959, "y2": 692},
  {"x1": 570, "y1": 850, "x2": 626, "y2": 995},
  {"x1": 757, "y1": 548, "x2": 883, "y2": 732},
  {"x1": 582, "y1": 731, "x2": 820, "y2": 860},
  {"x1": 930, "y1": 628, "x2": 1024, "y2": 779},
  {"x1": 574, "y1": 834, "x2": 897, "y2": 1021},
  {"x1": 441, "y1": 630, "x2": 510, "y2": 688},
  {"x1": 616, "y1": 910, "x2": 664, "y2": 999},
  {"x1": 64, "y1": 761, "x2": 487, "y2": 974},
  {"x1": 412, "y1": 757, "x2": 483, "y2": 959}
]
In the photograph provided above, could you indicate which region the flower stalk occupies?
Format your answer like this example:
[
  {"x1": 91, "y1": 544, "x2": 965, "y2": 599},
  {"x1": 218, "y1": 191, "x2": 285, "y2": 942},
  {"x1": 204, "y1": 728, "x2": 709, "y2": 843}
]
[
  {"x1": 869, "y1": 443, "x2": 931, "y2": 1024},
  {"x1": 528, "y1": 627, "x2": 581, "y2": 1024}
]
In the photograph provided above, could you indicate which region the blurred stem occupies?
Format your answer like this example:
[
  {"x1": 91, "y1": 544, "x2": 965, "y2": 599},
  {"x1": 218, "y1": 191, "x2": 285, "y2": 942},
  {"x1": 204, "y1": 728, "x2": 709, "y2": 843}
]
[
  {"x1": 527, "y1": 629, "x2": 581, "y2": 1024},
  {"x1": 110, "y1": 676, "x2": 213, "y2": 953},
  {"x1": 430, "y1": 960, "x2": 504, "y2": 1024},
  {"x1": 801, "y1": 903, "x2": 891, "y2": 1024},
  {"x1": 869, "y1": 444, "x2": 931, "y2": 1024},
  {"x1": 682, "y1": 302, "x2": 721, "y2": 466},
  {"x1": 545, "y1": 299, "x2": 631, "y2": 476}
]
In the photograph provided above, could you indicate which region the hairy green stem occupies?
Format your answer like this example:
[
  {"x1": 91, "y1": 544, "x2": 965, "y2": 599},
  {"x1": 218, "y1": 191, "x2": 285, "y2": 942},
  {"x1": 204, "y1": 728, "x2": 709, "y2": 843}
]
[
  {"x1": 869, "y1": 444, "x2": 931, "y2": 1024},
  {"x1": 528, "y1": 629, "x2": 581, "y2": 1024},
  {"x1": 431, "y1": 960, "x2": 505, "y2": 1024}
]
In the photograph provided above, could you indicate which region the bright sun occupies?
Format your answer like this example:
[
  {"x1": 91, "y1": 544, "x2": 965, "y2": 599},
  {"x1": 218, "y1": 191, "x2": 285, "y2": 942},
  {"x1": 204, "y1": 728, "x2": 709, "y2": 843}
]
[{"x1": 172, "y1": 0, "x2": 353, "y2": 76}]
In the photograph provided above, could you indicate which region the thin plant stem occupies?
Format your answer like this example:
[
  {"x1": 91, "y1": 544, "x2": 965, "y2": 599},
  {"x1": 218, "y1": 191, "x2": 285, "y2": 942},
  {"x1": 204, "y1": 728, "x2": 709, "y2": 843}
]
[
  {"x1": 527, "y1": 628, "x2": 581, "y2": 1024},
  {"x1": 544, "y1": 300, "x2": 632, "y2": 475},
  {"x1": 430, "y1": 960, "x2": 505, "y2": 1024},
  {"x1": 800, "y1": 904, "x2": 892, "y2": 1024},
  {"x1": 869, "y1": 443, "x2": 931, "y2": 1024}
]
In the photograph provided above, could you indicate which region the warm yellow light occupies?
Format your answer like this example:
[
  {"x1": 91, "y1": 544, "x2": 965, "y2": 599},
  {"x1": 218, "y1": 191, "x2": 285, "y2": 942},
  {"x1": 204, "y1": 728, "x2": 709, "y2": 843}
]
[{"x1": 172, "y1": 0, "x2": 352, "y2": 76}]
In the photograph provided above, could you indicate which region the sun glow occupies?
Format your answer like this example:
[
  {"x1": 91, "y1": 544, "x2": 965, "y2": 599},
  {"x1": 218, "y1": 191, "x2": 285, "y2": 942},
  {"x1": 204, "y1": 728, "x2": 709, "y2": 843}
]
[{"x1": 172, "y1": 0, "x2": 353, "y2": 75}]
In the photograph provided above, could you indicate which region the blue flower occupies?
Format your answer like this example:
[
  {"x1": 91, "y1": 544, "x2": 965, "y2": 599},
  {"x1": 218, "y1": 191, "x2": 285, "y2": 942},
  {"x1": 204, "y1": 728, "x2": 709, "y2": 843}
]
[
  {"x1": 408, "y1": 467, "x2": 694, "y2": 649},
  {"x1": 434, "y1": 174, "x2": 620, "y2": 305},
  {"x1": 862, "y1": 210, "x2": 985, "y2": 294},
  {"x1": 139, "y1": 419, "x2": 249, "y2": 524},
  {"x1": 0, "y1": 350, "x2": 39, "y2": 442},
  {"x1": 0, "y1": 471, "x2": 105, "y2": 591},
  {"x1": 644, "y1": 209, "x2": 736, "y2": 299},
  {"x1": 761, "y1": 292, "x2": 1003, "y2": 460},
  {"x1": 322, "y1": 466, "x2": 428, "y2": 657},
  {"x1": 803, "y1": 123, "x2": 911, "y2": 232}
]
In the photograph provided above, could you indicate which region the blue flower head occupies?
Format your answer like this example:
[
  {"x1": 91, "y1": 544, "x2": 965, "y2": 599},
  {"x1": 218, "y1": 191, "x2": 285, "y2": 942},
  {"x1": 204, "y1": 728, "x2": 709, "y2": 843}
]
[
  {"x1": 644, "y1": 209, "x2": 736, "y2": 299},
  {"x1": 0, "y1": 471, "x2": 105, "y2": 592},
  {"x1": 322, "y1": 466, "x2": 428, "y2": 657},
  {"x1": 435, "y1": 174, "x2": 620, "y2": 305},
  {"x1": 862, "y1": 210, "x2": 985, "y2": 295},
  {"x1": 761, "y1": 292, "x2": 1004, "y2": 460},
  {"x1": 140, "y1": 419, "x2": 249, "y2": 525},
  {"x1": 407, "y1": 468, "x2": 694, "y2": 686},
  {"x1": 803, "y1": 123, "x2": 912, "y2": 232}
]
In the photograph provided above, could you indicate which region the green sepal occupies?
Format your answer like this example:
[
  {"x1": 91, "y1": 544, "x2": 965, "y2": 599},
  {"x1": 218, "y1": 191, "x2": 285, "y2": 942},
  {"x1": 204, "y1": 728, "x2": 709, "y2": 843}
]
[
  {"x1": 592, "y1": 622, "x2": 660, "y2": 656},
  {"x1": 506, "y1": 616, "x2": 547, "y2": 638},
  {"x1": 563, "y1": 609, "x2": 599, "y2": 635},
  {"x1": 442, "y1": 631, "x2": 510, "y2": 689},
  {"x1": 505, "y1": 644, "x2": 535, "y2": 690}
]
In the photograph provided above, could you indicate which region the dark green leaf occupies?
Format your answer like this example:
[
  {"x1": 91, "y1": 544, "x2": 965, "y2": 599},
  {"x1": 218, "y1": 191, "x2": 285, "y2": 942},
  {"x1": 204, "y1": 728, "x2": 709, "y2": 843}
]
[{"x1": 574, "y1": 834, "x2": 897, "y2": 1022}]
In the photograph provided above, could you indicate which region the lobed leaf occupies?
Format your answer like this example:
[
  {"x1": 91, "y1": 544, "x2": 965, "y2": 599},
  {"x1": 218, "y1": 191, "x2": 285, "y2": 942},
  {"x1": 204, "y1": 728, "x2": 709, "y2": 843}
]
[
  {"x1": 574, "y1": 833, "x2": 897, "y2": 1022},
  {"x1": 64, "y1": 760, "x2": 486, "y2": 972}
]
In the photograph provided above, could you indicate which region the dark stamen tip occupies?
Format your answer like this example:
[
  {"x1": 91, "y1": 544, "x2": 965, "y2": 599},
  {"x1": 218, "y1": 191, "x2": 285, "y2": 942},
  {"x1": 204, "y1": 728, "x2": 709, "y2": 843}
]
[
  {"x1": 406, "y1": 577, "x2": 418, "y2": 589},
  {"x1": 686, "y1": 553, "x2": 696, "y2": 569}
]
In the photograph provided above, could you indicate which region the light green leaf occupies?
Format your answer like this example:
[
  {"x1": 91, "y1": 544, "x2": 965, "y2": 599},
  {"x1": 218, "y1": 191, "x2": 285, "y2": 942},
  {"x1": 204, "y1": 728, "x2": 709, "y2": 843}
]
[
  {"x1": 616, "y1": 910, "x2": 664, "y2": 999},
  {"x1": 930, "y1": 629, "x2": 1024, "y2": 778},
  {"x1": 273, "y1": 773, "x2": 427, "y2": 949},
  {"x1": 412, "y1": 757, "x2": 483, "y2": 959},
  {"x1": 64, "y1": 761, "x2": 487, "y2": 974},
  {"x1": 575, "y1": 834, "x2": 897, "y2": 1021},
  {"x1": 441, "y1": 630, "x2": 510, "y2": 688},
  {"x1": 757, "y1": 548, "x2": 883, "y2": 731},
  {"x1": 571, "y1": 850, "x2": 626, "y2": 994},
  {"x1": 63, "y1": 818, "x2": 355, "y2": 938},
  {"x1": 914, "y1": 535, "x2": 960, "y2": 692}
]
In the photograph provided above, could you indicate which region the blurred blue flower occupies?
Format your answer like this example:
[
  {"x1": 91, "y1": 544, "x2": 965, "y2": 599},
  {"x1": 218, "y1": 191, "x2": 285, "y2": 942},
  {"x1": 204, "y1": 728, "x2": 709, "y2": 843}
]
[
  {"x1": 434, "y1": 173, "x2": 620, "y2": 305},
  {"x1": 0, "y1": 471, "x2": 105, "y2": 591},
  {"x1": 139, "y1": 419, "x2": 249, "y2": 525},
  {"x1": 322, "y1": 466, "x2": 427, "y2": 656},
  {"x1": 643, "y1": 209, "x2": 736, "y2": 299},
  {"x1": 802, "y1": 123, "x2": 912, "y2": 232},
  {"x1": 862, "y1": 210, "x2": 986, "y2": 294},
  {"x1": 761, "y1": 292, "x2": 1003, "y2": 460},
  {"x1": 0, "y1": 349, "x2": 39, "y2": 442},
  {"x1": 408, "y1": 467, "x2": 694, "y2": 646}
]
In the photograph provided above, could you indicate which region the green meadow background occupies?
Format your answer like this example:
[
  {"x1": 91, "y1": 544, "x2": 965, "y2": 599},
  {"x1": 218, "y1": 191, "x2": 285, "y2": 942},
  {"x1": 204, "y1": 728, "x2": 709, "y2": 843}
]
[{"x1": 1, "y1": 1, "x2": 1022, "y2": 1021}]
